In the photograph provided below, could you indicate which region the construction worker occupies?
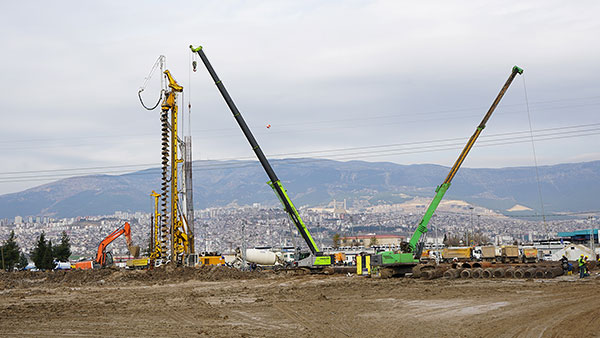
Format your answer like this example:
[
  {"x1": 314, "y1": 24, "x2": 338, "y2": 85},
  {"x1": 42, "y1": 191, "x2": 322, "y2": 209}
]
[
  {"x1": 578, "y1": 254, "x2": 586, "y2": 278},
  {"x1": 560, "y1": 255, "x2": 572, "y2": 275},
  {"x1": 584, "y1": 256, "x2": 590, "y2": 277}
]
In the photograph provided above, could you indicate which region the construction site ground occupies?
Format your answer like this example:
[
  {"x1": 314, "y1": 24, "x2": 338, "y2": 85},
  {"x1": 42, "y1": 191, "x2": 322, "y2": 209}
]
[{"x1": 1, "y1": 266, "x2": 599, "y2": 337}]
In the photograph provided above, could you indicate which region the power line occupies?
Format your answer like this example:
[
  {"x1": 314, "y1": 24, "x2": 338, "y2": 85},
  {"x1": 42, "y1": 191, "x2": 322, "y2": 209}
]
[
  {"x1": 1, "y1": 94, "x2": 599, "y2": 147},
  {"x1": 1, "y1": 123, "x2": 598, "y2": 177},
  {"x1": 0, "y1": 126, "x2": 598, "y2": 184},
  {"x1": 0, "y1": 163, "x2": 159, "y2": 176}
]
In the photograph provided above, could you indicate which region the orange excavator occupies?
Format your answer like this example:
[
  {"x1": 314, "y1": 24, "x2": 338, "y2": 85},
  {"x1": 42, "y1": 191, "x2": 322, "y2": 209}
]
[{"x1": 74, "y1": 222, "x2": 140, "y2": 269}]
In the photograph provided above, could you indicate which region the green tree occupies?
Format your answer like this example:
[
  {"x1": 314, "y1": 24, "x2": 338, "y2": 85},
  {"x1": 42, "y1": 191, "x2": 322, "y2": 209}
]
[
  {"x1": 31, "y1": 232, "x2": 47, "y2": 269},
  {"x1": 31, "y1": 232, "x2": 55, "y2": 270},
  {"x1": 1, "y1": 231, "x2": 21, "y2": 271},
  {"x1": 53, "y1": 231, "x2": 71, "y2": 262},
  {"x1": 332, "y1": 233, "x2": 341, "y2": 248},
  {"x1": 43, "y1": 240, "x2": 56, "y2": 270}
]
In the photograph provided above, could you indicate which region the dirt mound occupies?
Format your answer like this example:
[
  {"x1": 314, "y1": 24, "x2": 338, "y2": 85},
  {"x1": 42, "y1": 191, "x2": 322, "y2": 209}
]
[{"x1": 0, "y1": 265, "x2": 264, "y2": 289}]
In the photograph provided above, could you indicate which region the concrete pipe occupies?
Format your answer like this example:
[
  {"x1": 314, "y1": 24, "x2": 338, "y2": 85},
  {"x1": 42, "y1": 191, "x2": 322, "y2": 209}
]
[
  {"x1": 523, "y1": 268, "x2": 536, "y2": 279},
  {"x1": 472, "y1": 262, "x2": 482, "y2": 268},
  {"x1": 504, "y1": 268, "x2": 515, "y2": 278},
  {"x1": 462, "y1": 262, "x2": 472, "y2": 269},
  {"x1": 471, "y1": 268, "x2": 483, "y2": 279},
  {"x1": 493, "y1": 268, "x2": 506, "y2": 278},
  {"x1": 482, "y1": 268, "x2": 494, "y2": 278},
  {"x1": 544, "y1": 269, "x2": 556, "y2": 278},
  {"x1": 443, "y1": 269, "x2": 460, "y2": 279},
  {"x1": 460, "y1": 269, "x2": 472, "y2": 278},
  {"x1": 552, "y1": 267, "x2": 564, "y2": 277},
  {"x1": 420, "y1": 270, "x2": 433, "y2": 279},
  {"x1": 514, "y1": 269, "x2": 525, "y2": 279},
  {"x1": 422, "y1": 268, "x2": 444, "y2": 280},
  {"x1": 534, "y1": 269, "x2": 545, "y2": 279},
  {"x1": 546, "y1": 267, "x2": 559, "y2": 277}
]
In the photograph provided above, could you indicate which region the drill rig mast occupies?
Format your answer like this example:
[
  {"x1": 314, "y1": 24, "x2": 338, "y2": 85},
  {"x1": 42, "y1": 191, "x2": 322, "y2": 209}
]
[{"x1": 139, "y1": 57, "x2": 194, "y2": 264}]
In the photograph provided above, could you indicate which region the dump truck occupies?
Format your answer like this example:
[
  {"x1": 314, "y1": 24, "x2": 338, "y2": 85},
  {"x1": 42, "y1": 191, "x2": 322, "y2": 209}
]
[
  {"x1": 126, "y1": 258, "x2": 150, "y2": 269},
  {"x1": 442, "y1": 247, "x2": 473, "y2": 262},
  {"x1": 521, "y1": 247, "x2": 538, "y2": 263},
  {"x1": 481, "y1": 246, "x2": 497, "y2": 261},
  {"x1": 501, "y1": 245, "x2": 520, "y2": 263}
]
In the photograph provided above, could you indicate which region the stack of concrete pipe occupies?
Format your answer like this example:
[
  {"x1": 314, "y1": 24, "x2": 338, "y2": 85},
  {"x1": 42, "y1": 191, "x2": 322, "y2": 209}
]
[{"x1": 420, "y1": 263, "x2": 564, "y2": 280}]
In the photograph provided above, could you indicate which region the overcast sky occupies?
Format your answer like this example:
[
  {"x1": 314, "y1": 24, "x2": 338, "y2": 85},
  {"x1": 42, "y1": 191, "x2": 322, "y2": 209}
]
[{"x1": 1, "y1": 1, "x2": 599, "y2": 194}]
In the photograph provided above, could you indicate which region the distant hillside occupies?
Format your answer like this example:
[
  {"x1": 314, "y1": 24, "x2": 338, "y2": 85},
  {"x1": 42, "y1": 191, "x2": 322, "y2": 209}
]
[{"x1": 0, "y1": 159, "x2": 598, "y2": 218}]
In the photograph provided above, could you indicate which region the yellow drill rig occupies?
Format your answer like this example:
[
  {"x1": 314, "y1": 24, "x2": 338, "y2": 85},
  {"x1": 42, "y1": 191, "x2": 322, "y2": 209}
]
[{"x1": 139, "y1": 57, "x2": 194, "y2": 265}]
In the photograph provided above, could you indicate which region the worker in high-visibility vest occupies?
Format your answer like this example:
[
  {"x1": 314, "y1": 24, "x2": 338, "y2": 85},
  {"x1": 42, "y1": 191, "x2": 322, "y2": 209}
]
[{"x1": 578, "y1": 254, "x2": 586, "y2": 278}]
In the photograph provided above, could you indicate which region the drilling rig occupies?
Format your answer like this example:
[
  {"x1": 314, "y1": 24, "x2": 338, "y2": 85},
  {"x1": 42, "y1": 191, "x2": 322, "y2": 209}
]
[{"x1": 139, "y1": 56, "x2": 195, "y2": 265}]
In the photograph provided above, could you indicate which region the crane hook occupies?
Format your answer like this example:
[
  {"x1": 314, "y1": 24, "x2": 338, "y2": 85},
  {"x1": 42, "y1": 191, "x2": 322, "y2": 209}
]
[{"x1": 192, "y1": 60, "x2": 197, "y2": 72}]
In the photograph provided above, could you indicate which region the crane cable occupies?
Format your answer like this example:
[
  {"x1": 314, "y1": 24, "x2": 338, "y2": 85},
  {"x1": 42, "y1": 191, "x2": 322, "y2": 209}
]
[
  {"x1": 138, "y1": 55, "x2": 166, "y2": 111},
  {"x1": 522, "y1": 74, "x2": 548, "y2": 236}
]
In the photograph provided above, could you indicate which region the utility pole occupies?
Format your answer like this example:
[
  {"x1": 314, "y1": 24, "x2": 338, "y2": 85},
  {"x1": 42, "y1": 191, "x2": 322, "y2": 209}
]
[
  {"x1": 204, "y1": 222, "x2": 208, "y2": 252},
  {"x1": 318, "y1": 222, "x2": 323, "y2": 249},
  {"x1": 241, "y1": 220, "x2": 247, "y2": 270},
  {"x1": 1, "y1": 246, "x2": 4, "y2": 271},
  {"x1": 469, "y1": 206, "x2": 474, "y2": 246},
  {"x1": 589, "y1": 216, "x2": 594, "y2": 252}
]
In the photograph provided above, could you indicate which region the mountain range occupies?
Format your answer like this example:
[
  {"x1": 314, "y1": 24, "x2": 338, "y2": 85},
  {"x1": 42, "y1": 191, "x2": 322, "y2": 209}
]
[{"x1": 1, "y1": 158, "x2": 598, "y2": 218}]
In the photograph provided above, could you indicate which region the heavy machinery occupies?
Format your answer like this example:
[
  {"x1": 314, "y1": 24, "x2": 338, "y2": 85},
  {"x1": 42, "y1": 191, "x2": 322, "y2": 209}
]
[
  {"x1": 190, "y1": 44, "x2": 332, "y2": 270},
  {"x1": 139, "y1": 56, "x2": 195, "y2": 265},
  {"x1": 369, "y1": 66, "x2": 523, "y2": 277},
  {"x1": 501, "y1": 245, "x2": 520, "y2": 263},
  {"x1": 149, "y1": 190, "x2": 163, "y2": 264},
  {"x1": 74, "y1": 222, "x2": 140, "y2": 269},
  {"x1": 233, "y1": 248, "x2": 287, "y2": 271},
  {"x1": 442, "y1": 247, "x2": 473, "y2": 262},
  {"x1": 521, "y1": 247, "x2": 539, "y2": 263}
]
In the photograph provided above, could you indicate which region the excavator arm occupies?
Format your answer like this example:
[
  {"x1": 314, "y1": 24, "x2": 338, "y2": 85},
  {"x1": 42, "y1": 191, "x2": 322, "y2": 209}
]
[{"x1": 95, "y1": 222, "x2": 140, "y2": 267}]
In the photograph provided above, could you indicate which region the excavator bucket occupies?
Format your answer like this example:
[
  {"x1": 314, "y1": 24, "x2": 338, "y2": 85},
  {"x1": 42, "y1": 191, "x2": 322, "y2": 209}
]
[{"x1": 129, "y1": 245, "x2": 141, "y2": 258}]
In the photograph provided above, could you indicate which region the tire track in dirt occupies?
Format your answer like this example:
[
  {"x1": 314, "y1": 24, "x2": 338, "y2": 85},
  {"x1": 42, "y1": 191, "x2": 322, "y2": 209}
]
[{"x1": 273, "y1": 304, "x2": 351, "y2": 337}]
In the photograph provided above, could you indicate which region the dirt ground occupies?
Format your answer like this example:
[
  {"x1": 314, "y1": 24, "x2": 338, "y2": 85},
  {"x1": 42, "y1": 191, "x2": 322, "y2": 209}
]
[{"x1": 1, "y1": 266, "x2": 600, "y2": 338}]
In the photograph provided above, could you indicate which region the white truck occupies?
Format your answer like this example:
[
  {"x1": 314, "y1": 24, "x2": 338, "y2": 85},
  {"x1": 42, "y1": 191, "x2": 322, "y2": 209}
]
[{"x1": 234, "y1": 248, "x2": 287, "y2": 271}]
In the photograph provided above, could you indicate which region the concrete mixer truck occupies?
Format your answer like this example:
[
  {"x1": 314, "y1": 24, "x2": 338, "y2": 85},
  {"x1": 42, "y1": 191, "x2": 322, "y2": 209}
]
[{"x1": 233, "y1": 248, "x2": 288, "y2": 271}]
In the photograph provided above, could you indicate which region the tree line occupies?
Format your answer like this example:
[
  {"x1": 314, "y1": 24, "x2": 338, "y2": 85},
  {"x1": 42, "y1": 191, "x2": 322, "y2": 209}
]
[{"x1": 1, "y1": 230, "x2": 71, "y2": 271}]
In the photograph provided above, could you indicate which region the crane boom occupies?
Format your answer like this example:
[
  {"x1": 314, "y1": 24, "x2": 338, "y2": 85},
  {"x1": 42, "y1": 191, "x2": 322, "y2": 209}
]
[
  {"x1": 190, "y1": 44, "x2": 320, "y2": 255},
  {"x1": 409, "y1": 65, "x2": 523, "y2": 258}
]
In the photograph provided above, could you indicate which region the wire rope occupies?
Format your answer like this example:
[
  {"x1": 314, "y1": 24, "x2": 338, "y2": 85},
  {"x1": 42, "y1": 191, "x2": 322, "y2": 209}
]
[{"x1": 522, "y1": 75, "x2": 548, "y2": 237}]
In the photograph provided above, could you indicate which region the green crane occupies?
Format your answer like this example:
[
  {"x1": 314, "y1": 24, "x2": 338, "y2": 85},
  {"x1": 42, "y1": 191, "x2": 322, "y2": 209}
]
[
  {"x1": 372, "y1": 66, "x2": 523, "y2": 277},
  {"x1": 189, "y1": 44, "x2": 331, "y2": 268}
]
